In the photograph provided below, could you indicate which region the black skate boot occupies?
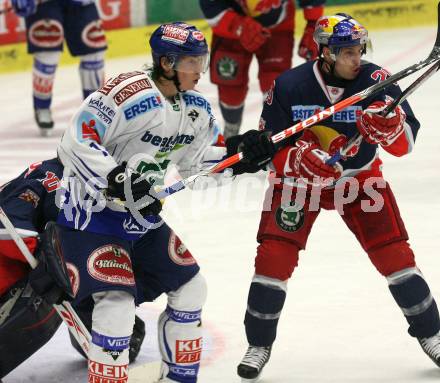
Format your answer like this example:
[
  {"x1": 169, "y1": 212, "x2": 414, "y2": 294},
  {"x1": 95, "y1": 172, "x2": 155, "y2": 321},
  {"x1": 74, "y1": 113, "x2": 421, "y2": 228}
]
[
  {"x1": 237, "y1": 345, "x2": 272, "y2": 382},
  {"x1": 418, "y1": 330, "x2": 440, "y2": 367},
  {"x1": 34, "y1": 109, "x2": 54, "y2": 137}
]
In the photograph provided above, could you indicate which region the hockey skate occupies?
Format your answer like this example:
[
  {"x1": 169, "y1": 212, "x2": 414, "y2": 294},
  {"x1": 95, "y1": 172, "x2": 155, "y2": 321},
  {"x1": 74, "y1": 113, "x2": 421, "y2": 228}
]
[
  {"x1": 34, "y1": 109, "x2": 54, "y2": 137},
  {"x1": 418, "y1": 330, "x2": 440, "y2": 367},
  {"x1": 237, "y1": 345, "x2": 272, "y2": 382}
]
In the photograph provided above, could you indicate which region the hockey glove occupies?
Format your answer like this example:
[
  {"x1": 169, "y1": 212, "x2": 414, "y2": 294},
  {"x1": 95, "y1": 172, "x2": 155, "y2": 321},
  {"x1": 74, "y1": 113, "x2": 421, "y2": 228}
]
[
  {"x1": 230, "y1": 15, "x2": 271, "y2": 53},
  {"x1": 283, "y1": 140, "x2": 342, "y2": 186},
  {"x1": 298, "y1": 20, "x2": 319, "y2": 61},
  {"x1": 226, "y1": 130, "x2": 276, "y2": 175},
  {"x1": 28, "y1": 222, "x2": 74, "y2": 305},
  {"x1": 11, "y1": 0, "x2": 37, "y2": 17},
  {"x1": 107, "y1": 162, "x2": 162, "y2": 216},
  {"x1": 357, "y1": 98, "x2": 406, "y2": 146}
]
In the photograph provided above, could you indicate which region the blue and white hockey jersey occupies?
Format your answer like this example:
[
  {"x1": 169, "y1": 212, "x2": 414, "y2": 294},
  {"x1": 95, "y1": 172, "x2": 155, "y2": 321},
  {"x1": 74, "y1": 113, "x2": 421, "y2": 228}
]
[{"x1": 57, "y1": 70, "x2": 225, "y2": 240}]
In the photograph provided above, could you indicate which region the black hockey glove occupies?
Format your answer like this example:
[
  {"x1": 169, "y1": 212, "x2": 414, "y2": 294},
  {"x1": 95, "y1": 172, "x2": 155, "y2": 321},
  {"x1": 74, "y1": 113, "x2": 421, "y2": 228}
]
[
  {"x1": 28, "y1": 222, "x2": 74, "y2": 305},
  {"x1": 225, "y1": 130, "x2": 276, "y2": 175},
  {"x1": 107, "y1": 162, "x2": 162, "y2": 216}
]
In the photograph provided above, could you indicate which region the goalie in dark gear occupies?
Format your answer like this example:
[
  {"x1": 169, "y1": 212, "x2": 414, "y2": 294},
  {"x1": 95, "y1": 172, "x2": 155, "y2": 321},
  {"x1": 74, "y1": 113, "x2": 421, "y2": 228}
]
[{"x1": 0, "y1": 220, "x2": 74, "y2": 379}]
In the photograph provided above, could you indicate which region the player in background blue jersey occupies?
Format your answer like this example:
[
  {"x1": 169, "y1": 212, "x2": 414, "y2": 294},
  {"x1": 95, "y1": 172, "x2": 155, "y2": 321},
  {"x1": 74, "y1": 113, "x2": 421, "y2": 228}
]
[
  {"x1": 199, "y1": 0, "x2": 326, "y2": 138},
  {"x1": 229, "y1": 13, "x2": 440, "y2": 381},
  {"x1": 10, "y1": 0, "x2": 107, "y2": 136}
]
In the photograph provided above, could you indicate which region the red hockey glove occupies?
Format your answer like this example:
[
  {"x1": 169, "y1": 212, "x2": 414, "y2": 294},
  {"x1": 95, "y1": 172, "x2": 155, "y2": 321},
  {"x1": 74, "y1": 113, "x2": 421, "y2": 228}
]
[
  {"x1": 357, "y1": 99, "x2": 406, "y2": 146},
  {"x1": 283, "y1": 140, "x2": 342, "y2": 186},
  {"x1": 231, "y1": 15, "x2": 271, "y2": 53},
  {"x1": 298, "y1": 20, "x2": 319, "y2": 61}
]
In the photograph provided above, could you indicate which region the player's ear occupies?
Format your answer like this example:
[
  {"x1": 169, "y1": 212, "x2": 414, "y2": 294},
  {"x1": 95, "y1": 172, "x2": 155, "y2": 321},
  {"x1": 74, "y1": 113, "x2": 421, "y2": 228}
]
[
  {"x1": 160, "y1": 56, "x2": 174, "y2": 73},
  {"x1": 322, "y1": 46, "x2": 331, "y2": 60}
]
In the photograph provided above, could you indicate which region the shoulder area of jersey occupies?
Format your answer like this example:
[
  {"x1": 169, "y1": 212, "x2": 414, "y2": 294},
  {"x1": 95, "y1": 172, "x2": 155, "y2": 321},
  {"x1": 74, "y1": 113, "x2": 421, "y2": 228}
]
[
  {"x1": 93, "y1": 70, "x2": 160, "y2": 107},
  {"x1": 360, "y1": 61, "x2": 393, "y2": 83},
  {"x1": 181, "y1": 90, "x2": 213, "y2": 117},
  {"x1": 274, "y1": 61, "x2": 316, "y2": 89},
  {"x1": 23, "y1": 157, "x2": 64, "y2": 179}
]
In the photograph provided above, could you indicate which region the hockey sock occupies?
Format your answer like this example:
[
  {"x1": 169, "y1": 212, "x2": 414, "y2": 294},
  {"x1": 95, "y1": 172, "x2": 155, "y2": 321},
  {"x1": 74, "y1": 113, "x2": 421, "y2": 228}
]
[
  {"x1": 79, "y1": 51, "x2": 105, "y2": 99},
  {"x1": 88, "y1": 290, "x2": 135, "y2": 383},
  {"x1": 387, "y1": 267, "x2": 440, "y2": 338},
  {"x1": 244, "y1": 275, "x2": 287, "y2": 347},
  {"x1": 158, "y1": 273, "x2": 206, "y2": 383},
  {"x1": 32, "y1": 51, "x2": 61, "y2": 110},
  {"x1": 219, "y1": 102, "x2": 244, "y2": 138}
]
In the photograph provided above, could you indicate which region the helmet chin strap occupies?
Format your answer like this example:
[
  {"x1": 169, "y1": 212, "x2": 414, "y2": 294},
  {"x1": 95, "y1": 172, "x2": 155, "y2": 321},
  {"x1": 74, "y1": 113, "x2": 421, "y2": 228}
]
[{"x1": 162, "y1": 71, "x2": 184, "y2": 93}]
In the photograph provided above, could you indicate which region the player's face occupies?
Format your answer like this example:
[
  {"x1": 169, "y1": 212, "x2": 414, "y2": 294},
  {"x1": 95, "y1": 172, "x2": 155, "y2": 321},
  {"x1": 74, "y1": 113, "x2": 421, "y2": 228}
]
[
  {"x1": 334, "y1": 46, "x2": 363, "y2": 80},
  {"x1": 177, "y1": 69, "x2": 202, "y2": 91}
]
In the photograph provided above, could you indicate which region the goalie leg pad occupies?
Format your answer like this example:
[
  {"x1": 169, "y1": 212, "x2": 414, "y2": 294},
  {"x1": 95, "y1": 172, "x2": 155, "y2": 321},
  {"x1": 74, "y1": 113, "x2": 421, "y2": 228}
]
[
  {"x1": 79, "y1": 51, "x2": 105, "y2": 99},
  {"x1": 0, "y1": 281, "x2": 62, "y2": 378},
  {"x1": 29, "y1": 222, "x2": 74, "y2": 305},
  {"x1": 158, "y1": 273, "x2": 207, "y2": 383},
  {"x1": 387, "y1": 267, "x2": 440, "y2": 338},
  {"x1": 88, "y1": 290, "x2": 135, "y2": 383},
  {"x1": 244, "y1": 275, "x2": 287, "y2": 347}
]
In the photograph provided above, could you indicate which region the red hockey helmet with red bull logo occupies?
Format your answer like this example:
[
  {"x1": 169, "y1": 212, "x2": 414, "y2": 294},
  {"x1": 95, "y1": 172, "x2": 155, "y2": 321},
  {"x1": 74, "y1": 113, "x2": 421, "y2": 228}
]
[
  {"x1": 313, "y1": 14, "x2": 368, "y2": 59},
  {"x1": 149, "y1": 22, "x2": 209, "y2": 73}
]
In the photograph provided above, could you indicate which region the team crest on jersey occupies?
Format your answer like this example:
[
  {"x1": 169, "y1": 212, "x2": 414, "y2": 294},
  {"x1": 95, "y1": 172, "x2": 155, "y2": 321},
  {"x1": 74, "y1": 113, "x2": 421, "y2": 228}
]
[
  {"x1": 217, "y1": 57, "x2": 238, "y2": 80},
  {"x1": 82, "y1": 119, "x2": 101, "y2": 143},
  {"x1": 66, "y1": 262, "x2": 80, "y2": 297},
  {"x1": 87, "y1": 245, "x2": 135, "y2": 286},
  {"x1": 188, "y1": 109, "x2": 199, "y2": 122},
  {"x1": 275, "y1": 201, "x2": 305, "y2": 232},
  {"x1": 19, "y1": 189, "x2": 40, "y2": 207},
  {"x1": 168, "y1": 232, "x2": 196, "y2": 266},
  {"x1": 82, "y1": 20, "x2": 106, "y2": 49}
]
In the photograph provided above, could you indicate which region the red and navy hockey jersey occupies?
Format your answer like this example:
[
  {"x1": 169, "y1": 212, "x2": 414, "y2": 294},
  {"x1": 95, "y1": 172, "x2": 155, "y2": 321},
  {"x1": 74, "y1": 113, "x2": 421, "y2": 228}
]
[
  {"x1": 199, "y1": 0, "x2": 326, "y2": 36},
  {"x1": 261, "y1": 60, "x2": 420, "y2": 180}
]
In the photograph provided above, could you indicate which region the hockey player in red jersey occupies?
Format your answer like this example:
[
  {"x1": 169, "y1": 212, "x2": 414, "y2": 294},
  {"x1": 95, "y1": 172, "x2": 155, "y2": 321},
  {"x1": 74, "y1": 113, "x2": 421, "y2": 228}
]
[
  {"x1": 199, "y1": 0, "x2": 325, "y2": 138},
  {"x1": 228, "y1": 13, "x2": 440, "y2": 381},
  {"x1": 10, "y1": 0, "x2": 107, "y2": 136}
]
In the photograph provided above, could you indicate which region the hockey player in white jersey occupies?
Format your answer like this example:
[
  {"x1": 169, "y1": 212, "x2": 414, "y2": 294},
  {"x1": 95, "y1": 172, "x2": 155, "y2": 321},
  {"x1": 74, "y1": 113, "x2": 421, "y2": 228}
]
[{"x1": 55, "y1": 22, "x2": 276, "y2": 383}]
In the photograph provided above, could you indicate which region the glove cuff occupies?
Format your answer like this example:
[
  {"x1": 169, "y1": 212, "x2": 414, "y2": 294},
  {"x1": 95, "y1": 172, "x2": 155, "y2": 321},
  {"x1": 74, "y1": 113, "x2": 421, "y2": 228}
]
[{"x1": 304, "y1": 5, "x2": 324, "y2": 22}]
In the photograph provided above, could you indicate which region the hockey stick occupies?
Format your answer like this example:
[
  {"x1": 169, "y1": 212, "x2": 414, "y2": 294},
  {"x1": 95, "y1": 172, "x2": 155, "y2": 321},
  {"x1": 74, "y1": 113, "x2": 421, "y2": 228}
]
[
  {"x1": 156, "y1": 2, "x2": 440, "y2": 199},
  {"x1": 0, "y1": 207, "x2": 91, "y2": 355},
  {"x1": 326, "y1": 58, "x2": 440, "y2": 165}
]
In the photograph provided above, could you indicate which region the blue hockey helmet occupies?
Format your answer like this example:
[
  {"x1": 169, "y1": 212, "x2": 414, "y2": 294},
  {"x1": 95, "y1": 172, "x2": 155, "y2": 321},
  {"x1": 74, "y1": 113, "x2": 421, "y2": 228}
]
[
  {"x1": 149, "y1": 22, "x2": 209, "y2": 73},
  {"x1": 314, "y1": 14, "x2": 368, "y2": 59}
]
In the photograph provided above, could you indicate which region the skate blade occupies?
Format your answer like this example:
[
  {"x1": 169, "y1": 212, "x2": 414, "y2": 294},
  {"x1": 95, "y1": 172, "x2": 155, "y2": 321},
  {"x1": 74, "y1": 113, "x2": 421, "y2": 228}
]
[
  {"x1": 241, "y1": 373, "x2": 263, "y2": 383},
  {"x1": 39, "y1": 127, "x2": 53, "y2": 137}
]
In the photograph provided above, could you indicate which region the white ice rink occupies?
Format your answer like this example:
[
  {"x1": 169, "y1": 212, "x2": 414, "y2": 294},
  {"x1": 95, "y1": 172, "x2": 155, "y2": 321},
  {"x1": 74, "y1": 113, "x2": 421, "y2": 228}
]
[{"x1": 1, "y1": 26, "x2": 440, "y2": 382}]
